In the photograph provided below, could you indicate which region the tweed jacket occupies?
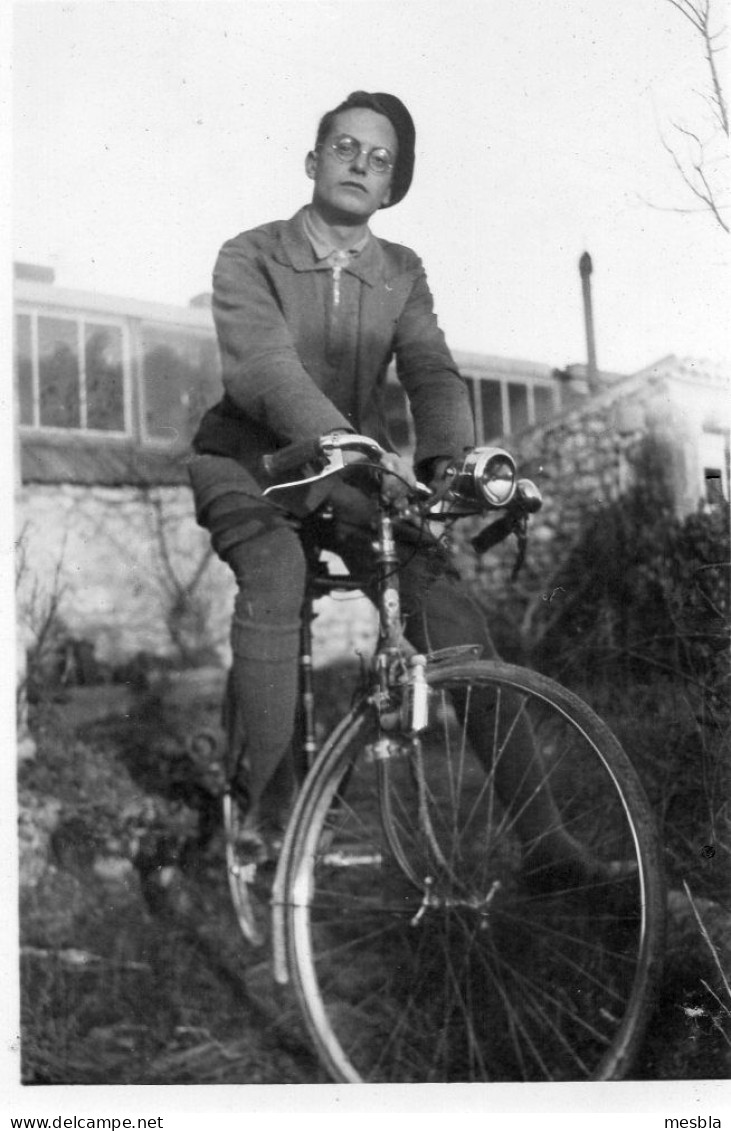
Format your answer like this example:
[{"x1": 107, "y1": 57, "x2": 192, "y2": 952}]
[{"x1": 193, "y1": 207, "x2": 475, "y2": 485}]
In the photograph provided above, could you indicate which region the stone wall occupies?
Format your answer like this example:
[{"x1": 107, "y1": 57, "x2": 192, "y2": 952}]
[
  {"x1": 16, "y1": 484, "x2": 225, "y2": 668},
  {"x1": 15, "y1": 484, "x2": 378, "y2": 679},
  {"x1": 457, "y1": 370, "x2": 693, "y2": 643}
]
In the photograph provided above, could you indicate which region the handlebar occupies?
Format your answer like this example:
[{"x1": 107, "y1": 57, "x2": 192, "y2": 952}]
[
  {"x1": 261, "y1": 432, "x2": 542, "y2": 563},
  {"x1": 261, "y1": 436, "x2": 323, "y2": 478},
  {"x1": 261, "y1": 431, "x2": 386, "y2": 479}
]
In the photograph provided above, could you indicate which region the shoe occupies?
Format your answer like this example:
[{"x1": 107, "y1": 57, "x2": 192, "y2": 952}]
[
  {"x1": 234, "y1": 821, "x2": 285, "y2": 867},
  {"x1": 227, "y1": 778, "x2": 290, "y2": 865},
  {"x1": 223, "y1": 792, "x2": 271, "y2": 947},
  {"x1": 227, "y1": 861, "x2": 266, "y2": 947}
]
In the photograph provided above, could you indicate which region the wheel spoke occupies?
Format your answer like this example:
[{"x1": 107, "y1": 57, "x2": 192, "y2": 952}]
[{"x1": 283, "y1": 662, "x2": 663, "y2": 1082}]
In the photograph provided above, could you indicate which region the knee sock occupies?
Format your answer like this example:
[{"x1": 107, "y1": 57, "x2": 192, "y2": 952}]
[
  {"x1": 224, "y1": 528, "x2": 306, "y2": 819},
  {"x1": 228, "y1": 615, "x2": 300, "y2": 817}
]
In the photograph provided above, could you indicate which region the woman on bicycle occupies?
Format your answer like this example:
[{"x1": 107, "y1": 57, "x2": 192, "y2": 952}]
[{"x1": 187, "y1": 90, "x2": 598, "y2": 886}]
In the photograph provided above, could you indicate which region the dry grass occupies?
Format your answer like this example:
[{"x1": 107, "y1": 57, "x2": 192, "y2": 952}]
[{"x1": 17, "y1": 658, "x2": 731, "y2": 1084}]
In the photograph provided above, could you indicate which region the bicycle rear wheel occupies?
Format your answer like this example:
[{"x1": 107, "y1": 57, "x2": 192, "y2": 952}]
[{"x1": 280, "y1": 660, "x2": 665, "y2": 1083}]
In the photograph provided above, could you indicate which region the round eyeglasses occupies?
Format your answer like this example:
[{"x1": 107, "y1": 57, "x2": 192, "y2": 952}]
[{"x1": 321, "y1": 135, "x2": 394, "y2": 176}]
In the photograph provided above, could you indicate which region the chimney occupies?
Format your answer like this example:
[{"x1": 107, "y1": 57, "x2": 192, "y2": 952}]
[{"x1": 579, "y1": 251, "x2": 599, "y2": 394}]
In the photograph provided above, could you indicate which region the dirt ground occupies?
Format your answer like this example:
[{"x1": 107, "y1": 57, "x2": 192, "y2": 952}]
[{"x1": 16, "y1": 672, "x2": 731, "y2": 1085}]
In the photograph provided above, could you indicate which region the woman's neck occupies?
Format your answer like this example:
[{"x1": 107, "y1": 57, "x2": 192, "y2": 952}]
[{"x1": 307, "y1": 203, "x2": 369, "y2": 249}]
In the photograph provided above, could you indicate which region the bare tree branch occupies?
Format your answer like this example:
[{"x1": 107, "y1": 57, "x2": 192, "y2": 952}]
[
  {"x1": 667, "y1": 1, "x2": 728, "y2": 134},
  {"x1": 659, "y1": 125, "x2": 731, "y2": 230},
  {"x1": 667, "y1": 0, "x2": 708, "y2": 36},
  {"x1": 660, "y1": 0, "x2": 729, "y2": 232}
]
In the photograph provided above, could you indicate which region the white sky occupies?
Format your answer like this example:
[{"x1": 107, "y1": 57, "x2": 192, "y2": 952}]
[{"x1": 11, "y1": 0, "x2": 731, "y2": 375}]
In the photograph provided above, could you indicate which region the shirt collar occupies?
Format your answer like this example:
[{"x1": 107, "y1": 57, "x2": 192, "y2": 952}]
[
  {"x1": 276, "y1": 208, "x2": 386, "y2": 287},
  {"x1": 301, "y1": 205, "x2": 371, "y2": 261}
]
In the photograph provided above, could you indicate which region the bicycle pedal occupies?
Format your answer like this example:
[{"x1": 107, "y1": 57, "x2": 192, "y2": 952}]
[
  {"x1": 365, "y1": 736, "x2": 411, "y2": 762},
  {"x1": 229, "y1": 860, "x2": 258, "y2": 883}
]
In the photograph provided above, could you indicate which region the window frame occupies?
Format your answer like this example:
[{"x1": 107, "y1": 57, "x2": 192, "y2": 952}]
[
  {"x1": 16, "y1": 304, "x2": 132, "y2": 438},
  {"x1": 467, "y1": 373, "x2": 559, "y2": 441},
  {"x1": 698, "y1": 429, "x2": 729, "y2": 506}
]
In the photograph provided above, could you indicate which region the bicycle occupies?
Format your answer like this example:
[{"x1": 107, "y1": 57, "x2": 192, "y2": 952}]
[{"x1": 222, "y1": 432, "x2": 666, "y2": 1083}]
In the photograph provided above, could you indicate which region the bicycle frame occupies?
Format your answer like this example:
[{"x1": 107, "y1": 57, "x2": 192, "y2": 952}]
[
  {"x1": 294, "y1": 493, "x2": 413, "y2": 763},
  {"x1": 260, "y1": 434, "x2": 533, "y2": 977}
]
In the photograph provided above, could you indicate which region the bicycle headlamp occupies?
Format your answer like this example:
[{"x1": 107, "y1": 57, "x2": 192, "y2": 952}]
[{"x1": 451, "y1": 448, "x2": 517, "y2": 508}]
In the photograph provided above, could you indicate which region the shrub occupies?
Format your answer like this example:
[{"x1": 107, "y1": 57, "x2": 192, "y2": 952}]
[
  {"x1": 512, "y1": 439, "x2": 730, "y2": 903},
  {"x1": 529, "y1": 438, "x2": 729, "y2": 692}
]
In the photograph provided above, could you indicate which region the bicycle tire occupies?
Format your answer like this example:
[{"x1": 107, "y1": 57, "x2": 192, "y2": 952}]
[{"x1": 279, "y1": 659, "x2": 665, "y2": 1083}]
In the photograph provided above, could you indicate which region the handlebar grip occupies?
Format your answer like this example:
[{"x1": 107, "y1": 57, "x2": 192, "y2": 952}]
[
  {"x1": 471, "y1": 514, "x2": 513, "y2": 555},
  {"x1": 261, "y1": 437, "x2": 323, "y2": 479}
]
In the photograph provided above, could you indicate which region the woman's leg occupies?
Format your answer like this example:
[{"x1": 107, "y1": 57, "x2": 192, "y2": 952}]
[
  {"x1": 188, "y1": 455, "x2": 306, "y2": 836},
  {"x1": 222, "y1": 526, "x2": 306, "y2": 831}
]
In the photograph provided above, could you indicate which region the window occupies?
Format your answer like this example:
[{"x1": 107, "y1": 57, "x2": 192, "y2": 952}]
[
  {"x1": 16, "y1": 311, "x2": 127, "y2": 433},
  {"x1": 479, "y1": 380, "x2": 502, "y2": 440},
  {"x1": 699, "y1": 430, "x2": 729, "y2": 506},
  {"x1": 38, "y1": 317, "x2": 81, "y2": 428},
  {"x1": 705, "y1": 469, "x2": 725, "y2": 506},
  {"x1": 466, "y1": 374, "x2": 558, "y2": 441},
  {"x1": 85, "y1": 324, "x2": 125, "y2": 430},
  {"x1": 141, "y1": 325, "x2": 220, "y2": 443},
  {"x1": 508, "y1": 383, "x2": 529, "y2": 433}
]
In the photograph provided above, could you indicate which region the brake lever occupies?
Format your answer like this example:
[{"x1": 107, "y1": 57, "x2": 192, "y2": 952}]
[{"x1": 262, "y1": 447, "x2": 347, "y2": 497}]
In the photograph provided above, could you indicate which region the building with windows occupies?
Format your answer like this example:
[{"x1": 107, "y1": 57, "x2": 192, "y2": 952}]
[
  {"x1": 13, "y1": 264, "x2": 729, "y2": 683},
  {"x1": 459, "y1": 353, "x2": 563, "y2": 440},
  {"x1": 13, "y1": 263, "x2": 594, "y2": 492},
  {"x1": 14, "y1": 265, "x2": 219, "y2": 489}
]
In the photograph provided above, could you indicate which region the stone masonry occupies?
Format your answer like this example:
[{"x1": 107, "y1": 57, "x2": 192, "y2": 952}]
[{"x1": 15, "y1": 484, "x2": 377, "y2": 678}]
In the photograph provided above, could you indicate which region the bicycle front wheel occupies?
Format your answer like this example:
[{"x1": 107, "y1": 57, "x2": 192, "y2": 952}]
[{"x1": 280, "y1": 660, "x2": 665, "y2": 1083}]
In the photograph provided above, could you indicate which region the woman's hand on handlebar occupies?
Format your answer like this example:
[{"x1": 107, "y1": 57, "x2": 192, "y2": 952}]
[
  {"x1": 333, "y1": 435, "x2": 416, "y2": 504},
  {"x1": 378, "y1": 451, "x2": 418, "y2": 503},
  {"x1": 262, "y1": 431, "x2": 418, "y2": 510}
]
